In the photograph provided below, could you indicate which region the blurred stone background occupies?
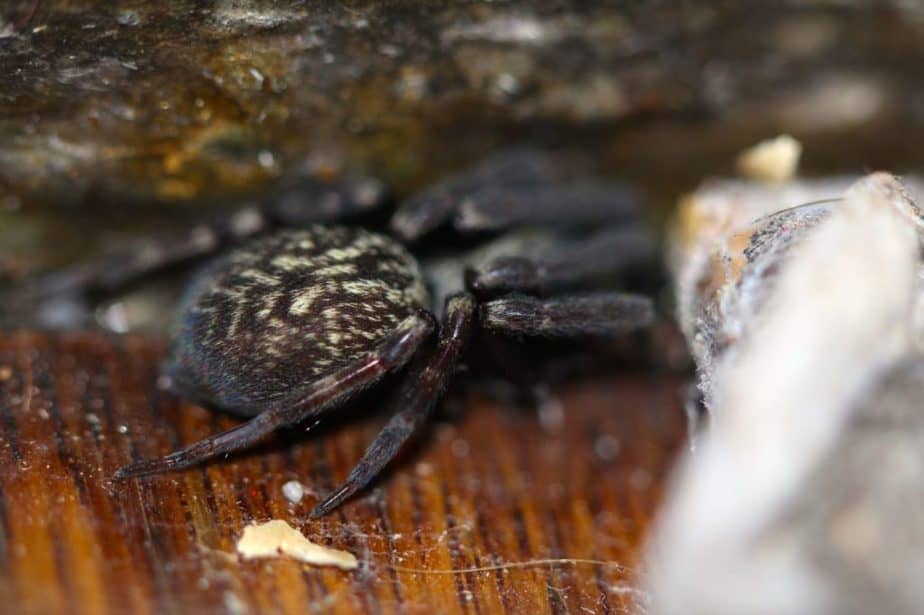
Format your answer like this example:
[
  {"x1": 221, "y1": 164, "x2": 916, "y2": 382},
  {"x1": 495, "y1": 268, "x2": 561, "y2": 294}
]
[{"x1": 2, "y1": 0, "x2": 924, "y2": 281}]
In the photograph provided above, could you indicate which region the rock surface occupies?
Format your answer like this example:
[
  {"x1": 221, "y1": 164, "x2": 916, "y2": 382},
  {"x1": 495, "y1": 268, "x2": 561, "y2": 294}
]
[{"x1": 2, "y1": 1, "x2": 924, "y2": 275}]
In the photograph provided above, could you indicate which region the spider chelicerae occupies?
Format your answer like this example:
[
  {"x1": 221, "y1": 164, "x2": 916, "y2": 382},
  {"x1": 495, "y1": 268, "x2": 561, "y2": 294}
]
[{"x1": 7, "y1": 149, "x2": 656, "y2": 517}]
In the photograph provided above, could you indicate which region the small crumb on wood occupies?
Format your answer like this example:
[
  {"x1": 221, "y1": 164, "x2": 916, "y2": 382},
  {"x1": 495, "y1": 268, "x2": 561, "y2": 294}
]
[
  {"x1": 736, "y1": 135, "x2": 802, "y2": 183},
  {"x1": 236, "y1": 520, "x2": 358, "y2": 570},
  {"x1": 281, "y1": 480, "x2": 304, "y2": 503}
]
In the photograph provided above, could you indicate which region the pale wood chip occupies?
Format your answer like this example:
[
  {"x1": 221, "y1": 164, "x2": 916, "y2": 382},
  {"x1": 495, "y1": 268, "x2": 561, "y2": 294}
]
[{"x1": 236, "y1": 520, "x2": 358, "y2": 570}]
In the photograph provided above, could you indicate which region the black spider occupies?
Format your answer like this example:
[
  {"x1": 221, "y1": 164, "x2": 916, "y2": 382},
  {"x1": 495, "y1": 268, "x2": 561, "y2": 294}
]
[{"x1": 6, "y1": 149, "x2": 656, "y2": 517}]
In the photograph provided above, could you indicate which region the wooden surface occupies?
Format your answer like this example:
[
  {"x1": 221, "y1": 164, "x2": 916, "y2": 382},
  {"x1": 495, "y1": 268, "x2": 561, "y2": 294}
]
[{"x1": 0, "y1": 331, "x2": 685, "y2": 614}]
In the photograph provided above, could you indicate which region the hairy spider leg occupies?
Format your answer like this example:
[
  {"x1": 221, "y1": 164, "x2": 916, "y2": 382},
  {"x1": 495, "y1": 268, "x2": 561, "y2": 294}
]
[
  {"x1": 114, "y1": 312, "x2": 435, "y2": 479},
  {"x1": 9, "y1": 207, "x2": 270, "y2": 308},
  {"x1": 391, "y1": 149, "x2": 639, "y2": 241},
  {"x1": 311, "y1": 292, "x2": 476, "y2": 517},
  {"x1": 481, "y1": 292, "x2": 654, "y2": 337},
  {"x1": 389, "y1": 148, "x2": 565, "y2": 241},
  {"x1": 466, "y1": 225, "x2": 656, "y2": 296},
  {"x1": 454, "y1": 182, "x2": 640, "y2": 234},
  {"x1": 3, "y1": 177, "x2": 387, "y2": 312},
  {"x1": 312, "y1": 290, "x2": 652, "y2": 515}
]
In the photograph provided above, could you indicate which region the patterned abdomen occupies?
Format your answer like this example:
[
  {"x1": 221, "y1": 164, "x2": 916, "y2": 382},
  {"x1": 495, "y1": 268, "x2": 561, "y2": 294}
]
[{"x1": 164, "y1": 226, "x2": 429, "y2": 414}]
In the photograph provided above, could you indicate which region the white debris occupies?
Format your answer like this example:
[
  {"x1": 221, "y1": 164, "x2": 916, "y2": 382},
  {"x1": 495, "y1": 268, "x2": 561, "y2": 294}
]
[
  {"x1": 281, "y1": 480, "x2": 305, "y2": 504},
  {"x1": 236, "y1": 520, "x2": 357, "y2": 570},
  {"x1": 736, "y1": 134, "x2": 802, "y2": 183}
]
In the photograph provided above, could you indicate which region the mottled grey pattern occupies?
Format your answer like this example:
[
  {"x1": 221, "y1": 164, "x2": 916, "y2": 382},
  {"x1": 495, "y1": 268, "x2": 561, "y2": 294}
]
[{"x1": 164, "y1": 226, "x2": 429, "y2": 414}]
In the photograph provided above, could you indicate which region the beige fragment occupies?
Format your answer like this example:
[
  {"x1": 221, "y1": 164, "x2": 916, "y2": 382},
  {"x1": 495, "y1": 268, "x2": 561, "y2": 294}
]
[
  {"x1": 236, "y1": 520, "x2": 358, "y2": 570},
  {"x1": 736, "y1": 135, "x2": 802, "y2": 183}
]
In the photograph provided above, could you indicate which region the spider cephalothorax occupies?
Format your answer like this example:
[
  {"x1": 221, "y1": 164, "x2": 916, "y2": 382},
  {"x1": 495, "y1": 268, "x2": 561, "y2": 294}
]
[{"x1": 7, "y1": 149, "x2": 656, "y2": 516}]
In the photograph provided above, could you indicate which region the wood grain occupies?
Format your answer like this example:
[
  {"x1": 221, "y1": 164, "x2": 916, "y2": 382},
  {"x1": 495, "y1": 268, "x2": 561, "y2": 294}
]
[{"x1": 0, "y1": 331, "x2": 684, "y2": 614}]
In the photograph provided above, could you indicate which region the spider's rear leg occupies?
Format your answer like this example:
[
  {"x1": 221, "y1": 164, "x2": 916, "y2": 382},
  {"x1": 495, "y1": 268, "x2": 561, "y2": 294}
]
[
  {"x1": 0, "y1": 207, "x2": 271, "y2": 329},
  {"x1": 2, "y1": 176, "x2": 387, "y2": 328},
  {"x1": 481, "y1": 292, "x2": 654, "y2": 337},
  {"x1": 12, "y1": 207, "x2": 269, "y2": 306},
  {"x1": 114, "y1": 312, "x2": 435, "y2": 479},
  {"x1": 311, "y1": 293, "x2": 475, "y2": 517},
  {"x1": 466, "y1": 225, "x2": 656, "y2": 296}
]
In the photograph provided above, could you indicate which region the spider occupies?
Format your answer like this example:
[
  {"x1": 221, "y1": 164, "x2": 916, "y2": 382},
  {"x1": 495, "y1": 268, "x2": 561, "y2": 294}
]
[{"x1": 6, "y1": 149, "x2": 656, "y2": 517}]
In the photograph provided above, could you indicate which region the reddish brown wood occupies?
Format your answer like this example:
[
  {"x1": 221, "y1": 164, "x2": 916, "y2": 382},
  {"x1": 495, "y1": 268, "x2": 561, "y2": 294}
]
[{"x1": 0, "y1": 331, "x2": 684, "y2": 614}]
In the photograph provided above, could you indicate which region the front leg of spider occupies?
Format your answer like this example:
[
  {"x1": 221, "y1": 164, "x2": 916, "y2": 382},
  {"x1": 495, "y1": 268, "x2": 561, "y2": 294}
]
[
  {"x1": 466, "y1": 225, "x2": 656, "y2": 296},
  {"x1": 309, "y1": 289, "x2": 654, "y2": 513},
  {"x1": 389, "y1": 148, "x2": 562, "y2": 241},
  {"x1": 389, "y1": 148, "x2": 640, "y2": 241},
  {"x1": 311, "y1": 292, "x2": 475, "y2": 517},
  {"x1": 114, "y1": 312, "x2": 433, "y2": 478},
  {"x1": 481, "y1": 292, "x2": 654, "y2": 337}
]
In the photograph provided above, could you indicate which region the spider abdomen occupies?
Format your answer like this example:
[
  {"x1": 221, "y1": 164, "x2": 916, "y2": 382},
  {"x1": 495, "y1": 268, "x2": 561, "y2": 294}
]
[{"x1": 163, "y1": 226, "x2": 429, "y2": 414}]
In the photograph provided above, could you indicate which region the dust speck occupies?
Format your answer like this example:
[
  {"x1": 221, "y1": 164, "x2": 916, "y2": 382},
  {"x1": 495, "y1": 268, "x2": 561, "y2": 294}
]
[
  {"x1": 281, "y1": 480, "x2": 305, "y2": 504},
  {"x1": 594, "y1": 435, "x2": 621, "y2": 461}
]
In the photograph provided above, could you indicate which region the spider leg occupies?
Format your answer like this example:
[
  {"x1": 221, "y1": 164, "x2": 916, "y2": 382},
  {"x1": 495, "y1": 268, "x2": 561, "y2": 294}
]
[
  {"x1": 3, "y1": 206, "x2": 269, "y2": 320},
  {"x1": 481, "y1": 292, "x2": 654, "y2": 337},
  {"x1": 114, "y1": 311, "x2": 435, "y2": 479},
  {"x1": 466, "y1": 225, "x2": 655, "y2": 296},
  {"x1": 389, "y1": 148, "x2": 562, "y2": 241},
  {"x1": 4, "y1": 177, "x2": 388, "y2": 328},
  {"x1": 310, "y1": 292, "x2": 475, "y2": 517},
  {"x1": 454, "y1": 182, "x2": 639, "y2": 234}
]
